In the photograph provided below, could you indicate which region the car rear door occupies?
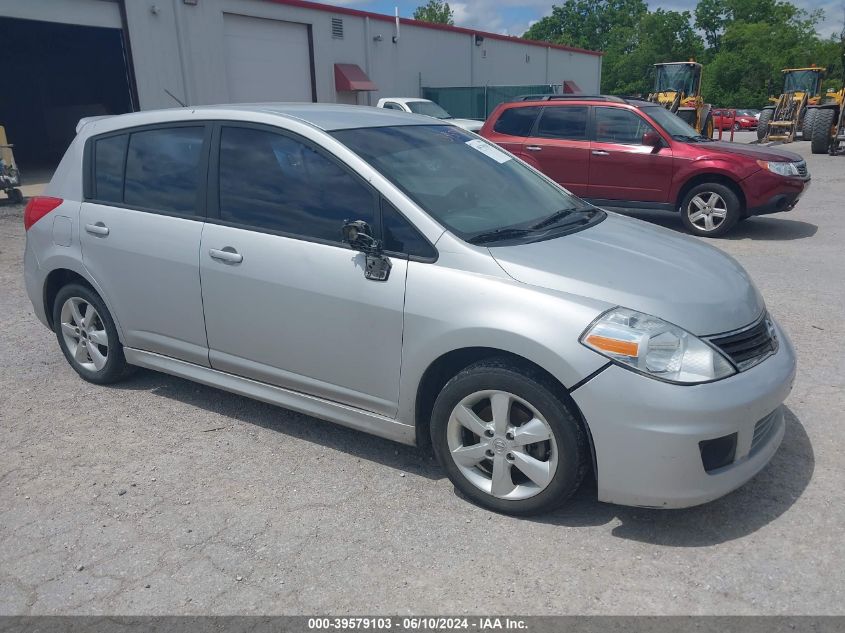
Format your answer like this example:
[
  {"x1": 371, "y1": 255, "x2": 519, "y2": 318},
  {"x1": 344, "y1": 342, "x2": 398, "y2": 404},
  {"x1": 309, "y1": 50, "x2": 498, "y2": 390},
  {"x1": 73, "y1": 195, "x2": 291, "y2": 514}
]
[
  {"x1": 482, "y1": 105, "x2": 542, "y2": 157},
  {"x1": 79, "y1": 123, "x2": 211, "y2": 366},
  {"x1": 587, "y1": 106, "x2": 673, "y2": 204},
  {"x1": 199, "y1": 123, "x2": 407, "y2": 417},
  {"x1": 521, "y1": 104, "x2": 590, "y2": 196}
]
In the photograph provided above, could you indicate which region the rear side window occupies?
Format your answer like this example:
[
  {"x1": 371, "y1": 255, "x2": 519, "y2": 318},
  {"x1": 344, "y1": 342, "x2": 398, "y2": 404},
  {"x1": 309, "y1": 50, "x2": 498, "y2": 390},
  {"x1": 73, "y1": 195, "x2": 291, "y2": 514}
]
[
  {"x1": 123, "y1": 127, "x2": 205, "y2": 216},
  {"x1": 536, "y1": 106, "x2": 588, "y2": 140},
  {"x1": 492, "y1": 107, "x2": 541, "y2": 137},
  {"x1": 381, "y1": 200, "x2": 436, "y2": 260},
  {"x1": 218, "y1": 126, "x2": 376, "y2": 243},
  {"x1": 93, "y1": 134, "x2": 128, "y2": 203}
]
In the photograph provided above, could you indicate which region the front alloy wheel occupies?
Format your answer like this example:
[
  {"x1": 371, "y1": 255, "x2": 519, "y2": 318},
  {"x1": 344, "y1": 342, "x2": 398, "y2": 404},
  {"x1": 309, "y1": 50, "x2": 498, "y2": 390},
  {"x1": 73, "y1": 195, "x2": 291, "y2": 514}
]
[
  {"x1": 687, "y1": 192, "x2": 728, "y2": 232},
  {"x1": 447, "y1": 390, "x2": 558, "y2": 500},
  {"x1": 680, "y1": 182, "x2": 741, "y2": 237}
]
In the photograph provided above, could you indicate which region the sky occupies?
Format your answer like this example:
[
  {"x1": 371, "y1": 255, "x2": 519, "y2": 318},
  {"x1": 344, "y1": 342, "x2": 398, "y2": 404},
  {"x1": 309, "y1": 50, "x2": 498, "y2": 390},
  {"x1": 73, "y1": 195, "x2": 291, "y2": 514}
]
[{"x1": 324, "y1": 0, "x2": 845, "y2": 40}]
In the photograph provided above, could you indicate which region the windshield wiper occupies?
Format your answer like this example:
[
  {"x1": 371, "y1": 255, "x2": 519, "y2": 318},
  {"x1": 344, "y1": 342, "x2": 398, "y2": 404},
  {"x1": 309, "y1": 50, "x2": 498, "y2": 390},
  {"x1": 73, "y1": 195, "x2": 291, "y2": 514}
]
[
  {"x1": 467, "y1": 227, "x2": 537, "y2": 245},
  {"x1": 529, "y1": 207, "x2": 584, "y2": 230}
]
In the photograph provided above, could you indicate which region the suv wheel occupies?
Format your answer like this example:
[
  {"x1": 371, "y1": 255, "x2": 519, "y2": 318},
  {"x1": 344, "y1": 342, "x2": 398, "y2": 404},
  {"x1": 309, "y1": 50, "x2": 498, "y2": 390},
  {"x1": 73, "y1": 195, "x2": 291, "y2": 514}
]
[
  {"x1": 430, "y1": 359, "x2": 587, "y2": 515},
  {"x1": 680, "y1": 183, "x2": 740, "y2": 237},
  {"x1": 53, "y1": 284, "x2": 130, "y2": 384}
]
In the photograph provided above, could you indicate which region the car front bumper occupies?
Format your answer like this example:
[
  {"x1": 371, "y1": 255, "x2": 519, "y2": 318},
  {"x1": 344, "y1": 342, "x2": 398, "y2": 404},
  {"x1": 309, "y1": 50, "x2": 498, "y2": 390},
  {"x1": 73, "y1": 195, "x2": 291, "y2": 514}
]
[
  {"x1": 570, "y1": 318, "x2": 797, "y2": 508},
  {"x1": 744, "y1": 170, "x2": 809, "y2": 216}
]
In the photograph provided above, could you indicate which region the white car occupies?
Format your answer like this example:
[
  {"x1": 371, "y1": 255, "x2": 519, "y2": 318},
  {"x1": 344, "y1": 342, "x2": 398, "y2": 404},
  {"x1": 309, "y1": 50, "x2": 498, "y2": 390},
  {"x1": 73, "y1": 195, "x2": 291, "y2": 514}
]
[{"x1": 376, "y1": 98, "x2": 483, "y2": 132}]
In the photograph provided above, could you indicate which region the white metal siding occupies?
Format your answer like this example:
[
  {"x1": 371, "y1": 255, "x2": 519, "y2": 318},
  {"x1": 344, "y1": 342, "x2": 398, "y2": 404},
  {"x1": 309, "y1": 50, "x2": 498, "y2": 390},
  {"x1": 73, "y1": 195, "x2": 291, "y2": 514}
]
[{"x1": 222, "y1": 13, "x2": 313, "y2": 103}]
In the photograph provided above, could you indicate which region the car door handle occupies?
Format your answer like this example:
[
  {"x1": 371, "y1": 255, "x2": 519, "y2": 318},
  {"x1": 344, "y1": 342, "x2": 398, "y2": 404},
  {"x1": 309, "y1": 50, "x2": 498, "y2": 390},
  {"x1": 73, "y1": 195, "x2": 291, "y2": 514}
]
[
  {"x1": 591, "y1": 150, "x2": 610, "y2": 156},
  {"x1": 525, "y1": 145, "x2": 543, "y2": 151},
  {"x1": 84, "y1": 223, "x2": 109, "y2": 236},
  {"x1": 209, "y1": 248, "x2": 243, "y2": 264}
]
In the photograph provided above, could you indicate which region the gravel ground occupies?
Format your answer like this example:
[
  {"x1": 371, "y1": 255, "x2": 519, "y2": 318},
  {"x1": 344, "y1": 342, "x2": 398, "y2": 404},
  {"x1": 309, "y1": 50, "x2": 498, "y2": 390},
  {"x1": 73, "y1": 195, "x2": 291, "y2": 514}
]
[{"x1": 1, "y1": 131, "x2": 843, "y2": 615}]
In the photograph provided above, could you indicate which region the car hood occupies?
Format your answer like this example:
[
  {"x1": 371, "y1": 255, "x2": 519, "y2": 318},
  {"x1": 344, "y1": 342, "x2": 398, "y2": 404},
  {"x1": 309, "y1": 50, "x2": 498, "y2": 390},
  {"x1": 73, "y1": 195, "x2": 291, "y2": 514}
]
[
  {"x1": 450, "y1": 118, "x2": 484, "y2": 131},
  {"x1": 697, "y1": 140, "x2": 802, "y2": 162},
  {"x1": 488, "y1": 213, "x2": 765, "y2": 336}
]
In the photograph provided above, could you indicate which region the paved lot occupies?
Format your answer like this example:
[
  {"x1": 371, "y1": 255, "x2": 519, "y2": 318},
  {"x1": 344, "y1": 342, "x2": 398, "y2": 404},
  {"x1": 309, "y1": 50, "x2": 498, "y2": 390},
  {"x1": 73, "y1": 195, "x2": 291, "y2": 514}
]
[{"x1": 1, "y1": 132, "x2": 843, "y2": 615}]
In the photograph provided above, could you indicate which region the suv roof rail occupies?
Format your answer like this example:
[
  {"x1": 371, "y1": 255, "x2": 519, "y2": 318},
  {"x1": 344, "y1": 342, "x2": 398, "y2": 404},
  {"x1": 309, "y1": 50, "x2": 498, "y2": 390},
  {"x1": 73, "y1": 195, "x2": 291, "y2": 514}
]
[{"x1": 510, "y1": 94, "x2": 627, "y2": 103}]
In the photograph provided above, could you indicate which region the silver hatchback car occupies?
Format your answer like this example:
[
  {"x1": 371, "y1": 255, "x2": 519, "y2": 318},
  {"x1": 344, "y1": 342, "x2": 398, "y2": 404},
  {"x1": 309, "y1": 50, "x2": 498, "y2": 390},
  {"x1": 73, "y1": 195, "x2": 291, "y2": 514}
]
[{"x1": 24, "y1": 104, "x2": 796, "y2": 515}]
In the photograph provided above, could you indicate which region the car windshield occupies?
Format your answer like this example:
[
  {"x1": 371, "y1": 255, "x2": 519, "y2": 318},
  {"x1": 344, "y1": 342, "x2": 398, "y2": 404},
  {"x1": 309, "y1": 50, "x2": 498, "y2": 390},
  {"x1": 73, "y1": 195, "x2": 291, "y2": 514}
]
[
  {"x1": 640, "y1": 105, "x2": 710, "y2": 141},
  {"x1": 406, "y1": 101, "x2": 453, "y2": 119},
  {"x1": 332, "y1": 125, "x2": 601, "y2": 243}
]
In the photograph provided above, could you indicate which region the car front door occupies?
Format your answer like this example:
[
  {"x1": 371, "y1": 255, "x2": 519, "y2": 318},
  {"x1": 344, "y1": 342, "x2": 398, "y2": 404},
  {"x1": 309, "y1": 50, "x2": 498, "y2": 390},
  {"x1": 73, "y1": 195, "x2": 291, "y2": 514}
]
[
  {"x1": 199, "y1": 124, "x2": 407, "y2": 416},
  {"x1": 588, "y1": 106, "x2": 673, "y2": 204},
  {"x1": 521, "y1": 105, "x2": 590, "y2": 197},
  {"x1": 79, "y1": 124, "x2": 210, "y2": 366}
]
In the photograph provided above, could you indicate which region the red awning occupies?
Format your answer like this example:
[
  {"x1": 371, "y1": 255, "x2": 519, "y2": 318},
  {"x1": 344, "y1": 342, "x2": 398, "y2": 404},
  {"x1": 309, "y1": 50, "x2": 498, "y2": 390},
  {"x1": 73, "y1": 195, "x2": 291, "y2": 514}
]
[{"x1": 334, "y1": 63, "x2": 377, "y2": 92}]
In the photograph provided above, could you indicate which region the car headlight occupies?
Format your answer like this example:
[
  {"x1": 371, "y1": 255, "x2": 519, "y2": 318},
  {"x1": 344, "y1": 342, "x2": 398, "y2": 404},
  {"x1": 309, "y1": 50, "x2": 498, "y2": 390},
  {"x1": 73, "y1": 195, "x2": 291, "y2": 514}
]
[
  {"x1": 756, "y1": 160, "x2": 800, "y2": 177},
  {"x1": 580, "y1": 308, "x2": 736, "y2": 384}
]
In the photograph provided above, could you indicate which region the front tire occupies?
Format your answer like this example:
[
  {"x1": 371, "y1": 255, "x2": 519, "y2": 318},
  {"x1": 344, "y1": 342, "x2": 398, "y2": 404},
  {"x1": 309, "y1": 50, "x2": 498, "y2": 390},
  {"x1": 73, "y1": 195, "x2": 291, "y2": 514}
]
[
  {"x1": 757, "y1": 109, "x2": 773, "y2": 141},
  {"x1": 802, "y1": 108, "x2": 817, "y2": 140},
  {"x1": 810, "y1": 108, "x2": 834, "y2": 154},
  {"x1": 430, "y1": 359, "x2": 587, "y2": 515},
  {"x1": 53, "y1": 284, "x2": 130, "y2": 384},
  {"x1": 680, "y1": 182, "x2": 741, "y2": 238}
]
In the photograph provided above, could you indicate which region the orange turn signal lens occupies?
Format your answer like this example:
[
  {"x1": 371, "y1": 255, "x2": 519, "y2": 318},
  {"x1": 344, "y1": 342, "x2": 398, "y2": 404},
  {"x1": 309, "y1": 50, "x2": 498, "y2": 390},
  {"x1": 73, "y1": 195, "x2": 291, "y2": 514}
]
[{"x1": 585, "y1": 334, "x2": 639, "y2": 357}]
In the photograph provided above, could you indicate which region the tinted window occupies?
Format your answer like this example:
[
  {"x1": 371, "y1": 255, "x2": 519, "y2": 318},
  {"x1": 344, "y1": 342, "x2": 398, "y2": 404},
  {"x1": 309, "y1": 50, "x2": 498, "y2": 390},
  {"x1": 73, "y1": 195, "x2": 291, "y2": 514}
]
[
  {"x1": 594, "y1": 108, "x2": 657, "y2": 145},
  {"x1": 219, "y1": 126, "x2": 375, "y2": 242},
  {"x1": 536, "y1": 106, "x2": 588, "y2": 140},
  {"x1": 381, "y1": 200, "x2": 436, "y2": 259},
  {"x1": 94, "y1": 134, "x2": 128, "y2": 203},
  {"x1": 124, "y1": 127, "x2": 204, "y2": 215},
  {"x1": 383, "y1": 102, "x2": 403, "y2": 111},
  {"x1": 493, "y1": 107, "x2": 541, "y2": 137}
]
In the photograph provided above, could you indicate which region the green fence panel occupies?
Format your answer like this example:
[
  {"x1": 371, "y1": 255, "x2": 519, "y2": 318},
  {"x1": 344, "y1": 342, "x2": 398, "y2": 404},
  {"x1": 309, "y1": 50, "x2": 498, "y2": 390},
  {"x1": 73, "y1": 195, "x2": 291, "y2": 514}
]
[{"x1": 422, "y1": 85, "x2": 559, "y2": 120}]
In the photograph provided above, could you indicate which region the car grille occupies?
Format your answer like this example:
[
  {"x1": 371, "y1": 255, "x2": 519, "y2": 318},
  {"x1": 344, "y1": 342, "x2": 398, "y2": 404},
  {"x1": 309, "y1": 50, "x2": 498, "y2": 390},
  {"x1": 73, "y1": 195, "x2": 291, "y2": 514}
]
[
  {"x1": 708, "y1": 315, "x2": 778, "y2": 371},
  {"x1": 796, "y1": 160, "x2": 808, "y2": 178},
  {"x1": 751, "y1": 410, "x2": 779, "y2": 454}
]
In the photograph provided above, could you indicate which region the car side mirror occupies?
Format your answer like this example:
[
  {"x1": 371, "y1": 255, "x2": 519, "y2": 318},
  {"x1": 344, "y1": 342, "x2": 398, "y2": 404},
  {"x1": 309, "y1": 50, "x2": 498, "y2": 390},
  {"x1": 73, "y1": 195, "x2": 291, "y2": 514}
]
[
  {"x1": 642, "y1": 131, "x2": 663, "y2": 151},
  {"x1": 342, "y1": 219, "x2": 392, "y2": 282}
]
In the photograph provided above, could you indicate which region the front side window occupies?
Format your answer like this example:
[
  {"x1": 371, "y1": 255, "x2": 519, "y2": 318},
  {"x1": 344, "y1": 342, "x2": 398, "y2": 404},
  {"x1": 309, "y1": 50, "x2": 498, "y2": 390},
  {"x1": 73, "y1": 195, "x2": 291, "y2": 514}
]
[
  {"x1": 493, "y1": 107, "x2": 541, "y2": 137},
  {"x1": 594, "y1": 108, "x2": 658, "y2": 145},
  {"x1": 536, "y1": 106, "x2": 588, "y2": 140},
  {"x1": 124, "y1": 127, "x2": 205, "y2": 215},
  {"x1": 639, "y1": 105, "x2": 706, "y2": 141},
  {"x1": 218, "y1": 126, "x2": 375, "y2": 242},
  {"x1": 333, "y1": 125, "x2": 600, "y2": 242},
  {"x1": 381, "y1": 200, "x2": 436, "y2": 259}
]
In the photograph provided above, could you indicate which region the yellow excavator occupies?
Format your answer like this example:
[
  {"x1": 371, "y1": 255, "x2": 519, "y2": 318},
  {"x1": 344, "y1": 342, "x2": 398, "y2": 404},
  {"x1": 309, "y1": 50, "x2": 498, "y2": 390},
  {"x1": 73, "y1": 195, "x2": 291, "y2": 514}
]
[
  {"x1": 648, "y1": 61, "x2": 714, "y2": 137},
  {"x1": 757, "y1": 67, "x2": 825, "y2": 143}
]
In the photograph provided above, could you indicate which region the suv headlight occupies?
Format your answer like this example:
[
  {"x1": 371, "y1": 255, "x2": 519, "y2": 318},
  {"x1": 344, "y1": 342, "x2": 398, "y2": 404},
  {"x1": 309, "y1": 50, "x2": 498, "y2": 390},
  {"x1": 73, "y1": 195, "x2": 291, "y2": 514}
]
[
  {"x1": 756, "y1": 160, "x2": 800, "y2": 177},
  {"x1": 581, "y1": 308, "x2": 736, "y2": 384}
]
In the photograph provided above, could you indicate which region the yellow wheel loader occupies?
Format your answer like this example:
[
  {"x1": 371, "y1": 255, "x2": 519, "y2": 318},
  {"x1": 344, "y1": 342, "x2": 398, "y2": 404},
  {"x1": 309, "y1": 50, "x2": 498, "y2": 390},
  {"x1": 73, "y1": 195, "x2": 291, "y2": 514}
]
[
  {"x1": 757, "y1": 67, "x2": 824, "y2": 143},
  {"x1": 648, "y1": 61, "x2": 714, "y2": 137},
  {"x1": 807, "y1": 82, "x2": 845, "y2": 154}
]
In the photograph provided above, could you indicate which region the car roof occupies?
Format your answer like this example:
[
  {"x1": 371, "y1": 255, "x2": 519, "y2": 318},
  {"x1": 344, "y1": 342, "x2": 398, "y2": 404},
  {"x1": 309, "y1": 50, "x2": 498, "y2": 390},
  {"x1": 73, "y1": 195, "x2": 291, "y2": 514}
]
[
  {"x1": 380, "y1": 97, "x2": 428, "y2": 103},
  {"x1": 508, "y1": 95, "x2": 656, "y2": 108},
  {"x1": 79, "y1": 103, "x2": 441, "y2": 135}
]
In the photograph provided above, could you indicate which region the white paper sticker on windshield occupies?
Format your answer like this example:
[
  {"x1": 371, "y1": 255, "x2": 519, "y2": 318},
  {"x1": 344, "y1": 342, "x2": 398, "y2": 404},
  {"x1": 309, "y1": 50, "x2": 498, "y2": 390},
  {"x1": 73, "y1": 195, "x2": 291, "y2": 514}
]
[{"x1": 465, "y1": 139, "x2": 512, "y2": 164}]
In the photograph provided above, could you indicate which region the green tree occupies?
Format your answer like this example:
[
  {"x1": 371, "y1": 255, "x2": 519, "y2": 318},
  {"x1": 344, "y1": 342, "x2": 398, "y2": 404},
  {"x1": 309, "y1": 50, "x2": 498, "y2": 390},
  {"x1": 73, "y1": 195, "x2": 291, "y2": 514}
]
[{"x1": 413, "y1": 1, "x2": 454, "y2": 25}]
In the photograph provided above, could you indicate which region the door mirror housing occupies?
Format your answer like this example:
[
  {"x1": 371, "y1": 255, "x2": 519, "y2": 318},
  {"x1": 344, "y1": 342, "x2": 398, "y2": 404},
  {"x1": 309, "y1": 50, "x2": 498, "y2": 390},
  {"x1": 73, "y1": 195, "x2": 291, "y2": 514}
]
[
  {"x1": 642, "y1": 131, "x2": 663, "y2": 151},
  {"x1": 342, "y1": 220, "x2": 381, "y2": 254}
]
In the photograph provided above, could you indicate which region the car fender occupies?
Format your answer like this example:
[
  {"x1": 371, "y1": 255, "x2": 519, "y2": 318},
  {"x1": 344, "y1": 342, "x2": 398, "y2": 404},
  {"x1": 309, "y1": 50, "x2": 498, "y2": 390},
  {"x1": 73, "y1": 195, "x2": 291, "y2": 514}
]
[{"x1": 670, "y1": 160, "x2": 751, "y2": 206}]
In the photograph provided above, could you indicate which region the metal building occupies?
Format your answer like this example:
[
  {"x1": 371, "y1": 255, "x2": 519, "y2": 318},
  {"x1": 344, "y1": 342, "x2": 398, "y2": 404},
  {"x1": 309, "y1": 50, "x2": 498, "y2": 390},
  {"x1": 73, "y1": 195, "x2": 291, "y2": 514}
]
[{"x1": 0, "y1": 0, "x2": 602, "y2": 167}]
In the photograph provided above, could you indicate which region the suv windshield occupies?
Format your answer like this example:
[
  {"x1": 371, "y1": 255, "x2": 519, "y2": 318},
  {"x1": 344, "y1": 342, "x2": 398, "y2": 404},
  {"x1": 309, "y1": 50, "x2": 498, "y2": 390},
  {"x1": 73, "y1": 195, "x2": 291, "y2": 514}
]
[
  {"x1": 333, "y1": 125, "x2": 602, "y2": 243},
  {"x1": 640, "y1": 105, "x2": 709, "y2": 141},
  {"x1": 407, "y1": 101, "x2": 453, "y2": 119}
]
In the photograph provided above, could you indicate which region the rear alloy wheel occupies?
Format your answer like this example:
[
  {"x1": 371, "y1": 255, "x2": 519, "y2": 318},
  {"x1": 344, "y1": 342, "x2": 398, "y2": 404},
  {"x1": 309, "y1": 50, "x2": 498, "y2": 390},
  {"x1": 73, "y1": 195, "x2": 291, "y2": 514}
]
[
  {"x1": 53, "y1": 284, "x2": 130, "y2": 384},
  {"x1": 757, "y1": 109, "x2": 773, "y2": 141},
  {"x1": 810, "y1": 108, "x2": 835, "y2": 154},
  {"x1": 680, "y1": 183, "x2": 741, "y2": 237},
  {"x1": 431, "y1": 359, "x2": 587, "y2": 515}
]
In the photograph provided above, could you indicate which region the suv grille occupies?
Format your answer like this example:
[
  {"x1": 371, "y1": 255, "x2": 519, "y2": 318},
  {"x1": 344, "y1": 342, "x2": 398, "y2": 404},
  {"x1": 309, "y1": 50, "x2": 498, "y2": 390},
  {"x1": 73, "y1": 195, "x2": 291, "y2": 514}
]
[
  {"x1": 708, "y1": 316, "x2": 777, "y2": 371},
  {"x1": 796, "y1": 160, "x2": 808, "y2": 178}
]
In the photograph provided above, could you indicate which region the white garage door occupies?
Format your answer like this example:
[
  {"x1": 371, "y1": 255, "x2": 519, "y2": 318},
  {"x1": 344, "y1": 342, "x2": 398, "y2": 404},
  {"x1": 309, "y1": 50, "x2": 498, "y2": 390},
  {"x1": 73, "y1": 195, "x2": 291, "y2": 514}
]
[{"x1": 223, "y1": 13, "x2": 314, "y2": 103}]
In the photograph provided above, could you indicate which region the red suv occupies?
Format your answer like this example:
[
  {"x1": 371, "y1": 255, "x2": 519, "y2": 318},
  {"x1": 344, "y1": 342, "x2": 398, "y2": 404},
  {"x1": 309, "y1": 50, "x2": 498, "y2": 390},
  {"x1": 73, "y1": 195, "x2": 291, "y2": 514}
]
[{"x1": 480, "y1": 96, "x2": 809, "y2": 236}]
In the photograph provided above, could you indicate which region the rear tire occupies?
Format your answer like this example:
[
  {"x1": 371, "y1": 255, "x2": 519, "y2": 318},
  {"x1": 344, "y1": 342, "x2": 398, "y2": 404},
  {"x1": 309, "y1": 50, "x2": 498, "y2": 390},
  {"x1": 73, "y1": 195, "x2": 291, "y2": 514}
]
[
  {"x1": 680, "y1": 182, "x2": 741, "y2": 238},
  {"x1": 810, "y1": 109, "x2": 834, "y2": 154},
  {"x1": 53, "y1": 283, "x2": 131, "y2": 385},
  {"x1": 430, "y1": 359, "x2": 587, "y2": 515},
  {"x1": 757, "y1": 109, "x2": 773, "y2": 141},
  {"x1": 802, "y1": 108, "x2": 817, "y2": 140}
]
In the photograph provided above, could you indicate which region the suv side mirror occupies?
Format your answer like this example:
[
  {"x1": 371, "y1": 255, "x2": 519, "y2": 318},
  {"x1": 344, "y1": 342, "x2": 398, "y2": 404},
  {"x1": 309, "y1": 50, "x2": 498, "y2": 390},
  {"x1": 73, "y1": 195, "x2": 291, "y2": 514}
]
[{"x1": 642, "y1": 131, "x2": 663, "y2": 151}]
